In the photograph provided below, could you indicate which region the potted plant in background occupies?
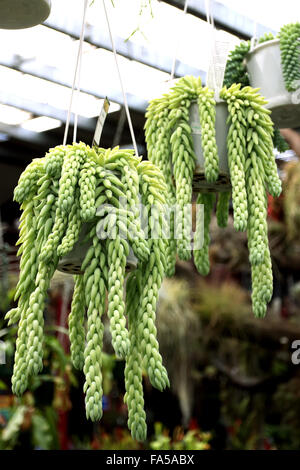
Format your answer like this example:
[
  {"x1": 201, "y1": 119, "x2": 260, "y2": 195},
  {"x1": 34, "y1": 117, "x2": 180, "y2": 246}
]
[
  {"x1": 145, "y1": 75, "x2": 282, "y2": 318},
  {"x1": 224, "y1": 23, "x2": 300, "y2": 146}
]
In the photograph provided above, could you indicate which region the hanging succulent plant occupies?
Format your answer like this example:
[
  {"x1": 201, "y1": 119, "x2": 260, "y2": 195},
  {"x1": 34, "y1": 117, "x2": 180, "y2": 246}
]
[
  {"x1": 223, "y1": 23, "x2": 300, "y2": 151},
  {"x1": 145, "y1": 75, "x2": 282, "y2": 318},
  {"x1": 6, "y1": 143, "x2": 169, "y2": 441},
  {"x1": 279, "y1": 22, "x2": 300, "y2": 92}
]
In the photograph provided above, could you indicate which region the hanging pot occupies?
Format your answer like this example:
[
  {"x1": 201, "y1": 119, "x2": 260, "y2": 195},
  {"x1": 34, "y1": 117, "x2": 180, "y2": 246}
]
[
  {"x1": 246, "y1": 39, "x2": 300, "y2": 129},
  {"x1": 190, "y1": 100, "x2": 231, "y2": 193},
  {"x1": 57, "y1": 224, "x2": 138, "y2": 275},
  {"x1": 0, "y1": 0, "x2": 51, "y2": 30}
]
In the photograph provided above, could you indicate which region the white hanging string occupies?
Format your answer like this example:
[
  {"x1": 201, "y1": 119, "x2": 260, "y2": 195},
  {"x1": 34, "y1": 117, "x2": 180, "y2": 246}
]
[
  {"x1": 73, "y1": 49, "x2": 82, "y2": 143},
  {"x1": 170, "y1": 0, "x2": 189, "y2": 80},
  {"x1": 63, "y1": 0, "x2": 88, "y2": 146},
  {"x1": 250, "y1": 19, "x2": 258, "y2": 51},
  {"x1": 205, "y1": 0, "x2": 217, "y2": 91},
  {"x1": 58, "y1": 279, "x2": 73, "y2": 348},
  {"x1": 73, "y1": 10, "x2": 86, "y2": 144},
  {"x1": 205, "y1": 0, "x2": 215, "y2": 28},
  {"x1": 102, "y1": 0, "x2": 139, "y2": 158}
]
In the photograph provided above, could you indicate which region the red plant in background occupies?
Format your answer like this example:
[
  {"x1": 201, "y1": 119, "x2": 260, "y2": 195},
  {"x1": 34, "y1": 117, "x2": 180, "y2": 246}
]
[
  {"x1": 227, "y1": 419, "x2": 242, "y2": 437},
  {"x1": 267, "y1": 193, "x2": 284, "y2": 222},
  {"x1": 188, "y1": 417, "x2": 199, "y2": 430}
]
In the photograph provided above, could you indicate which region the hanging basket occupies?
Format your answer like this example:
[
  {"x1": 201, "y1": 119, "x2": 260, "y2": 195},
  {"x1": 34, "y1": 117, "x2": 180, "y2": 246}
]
[
  {"x1": 0, "y1": 0, "x2": 51, "y2": 29},
  {"x1": 246, "y1": 39, "x2": 300, "y2": 129},
  {"x1": 57, "y1": 224, "x2": 138, "y2": 275},
  {"x1": 190, "y1": 100, "x2": 231, "y2": 193}
]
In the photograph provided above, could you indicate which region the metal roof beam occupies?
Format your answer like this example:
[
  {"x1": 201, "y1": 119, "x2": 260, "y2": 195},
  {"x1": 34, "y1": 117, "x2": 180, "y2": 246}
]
[
  {"x1": 0, "y1": 90, "x2": 143, "y2": 153},
  {"x1": 0, "y1": 123, "x2": 59, "y2": 148},
  {"x1": 0, "y1": 88, "x2": 96, "y2": 132}
]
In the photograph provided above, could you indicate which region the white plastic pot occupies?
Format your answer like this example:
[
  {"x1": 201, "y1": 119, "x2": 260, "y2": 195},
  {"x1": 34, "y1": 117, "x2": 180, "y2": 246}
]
[
  {"x1": 189, "y1": 100, "x2": 231, "y2": 193},
  {"x1": 246, "y1": 39, "x2": 300, "y2": 129},
  {"x1": 0, "y1": 0, "x2": 51, "y2": 30},
  {"x1": 57, "y1": 225, "x2": 138, "y2": 275}
]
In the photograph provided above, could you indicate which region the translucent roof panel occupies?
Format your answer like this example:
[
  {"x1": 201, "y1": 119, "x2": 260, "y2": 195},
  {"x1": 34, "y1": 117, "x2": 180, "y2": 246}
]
[
  {"x1": 0, "y1": 0, "x2": 283, "y2": 121},
  {"x1": 0, "y1": 25, "x2": 77, "y2": 67},
  {"x1": 218, "y1": 0, "x2": 300, "y2": 33},
  {"x1": 79, "y1": 46, "x2": 170, "y2": 101},
  {"x1": 85, "y1": 0, "x2": 239, "y2": 74},
  {"x1": 0, "y1": 65, "x2": 105, "y2": 118}
]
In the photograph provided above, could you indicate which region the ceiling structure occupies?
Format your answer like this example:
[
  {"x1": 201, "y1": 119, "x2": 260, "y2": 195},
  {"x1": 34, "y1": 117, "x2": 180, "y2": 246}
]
[{"x1": 0, "y1": 0, "x2": 286, "y2": 213}]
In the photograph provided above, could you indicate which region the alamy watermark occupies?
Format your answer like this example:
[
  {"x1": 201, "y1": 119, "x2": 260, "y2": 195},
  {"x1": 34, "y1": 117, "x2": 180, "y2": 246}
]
[
  {"x1": 95, "y1": 198, "x2": 205, "y2": 250},
  {"x1": 291, "y1": 340, "x2": 300, "y2": 365}
]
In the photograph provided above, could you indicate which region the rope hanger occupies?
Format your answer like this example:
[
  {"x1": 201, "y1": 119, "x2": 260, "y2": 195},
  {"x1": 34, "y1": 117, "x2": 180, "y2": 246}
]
[
  {"x1": 62, "y1": 0, "x2": 226, "y2": 151},
  {"x1": 169, "y1": 0, "x2": 217, "y2": 90},
  {"x1": 63, "y1": 0, "x2": 88, "y2": 146},
  {"x1": 170, "y1": 0, "x2": 189, "y2": 81},
  {"x1": 102, "y1": 0, "x2": 139, "y2": 157},
  {"x1": 63, "y1": 0, "x2": 139, "y2": 156},
  {"x1": 63, "y1": 0, "x2": 139, "y2": 159}
]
